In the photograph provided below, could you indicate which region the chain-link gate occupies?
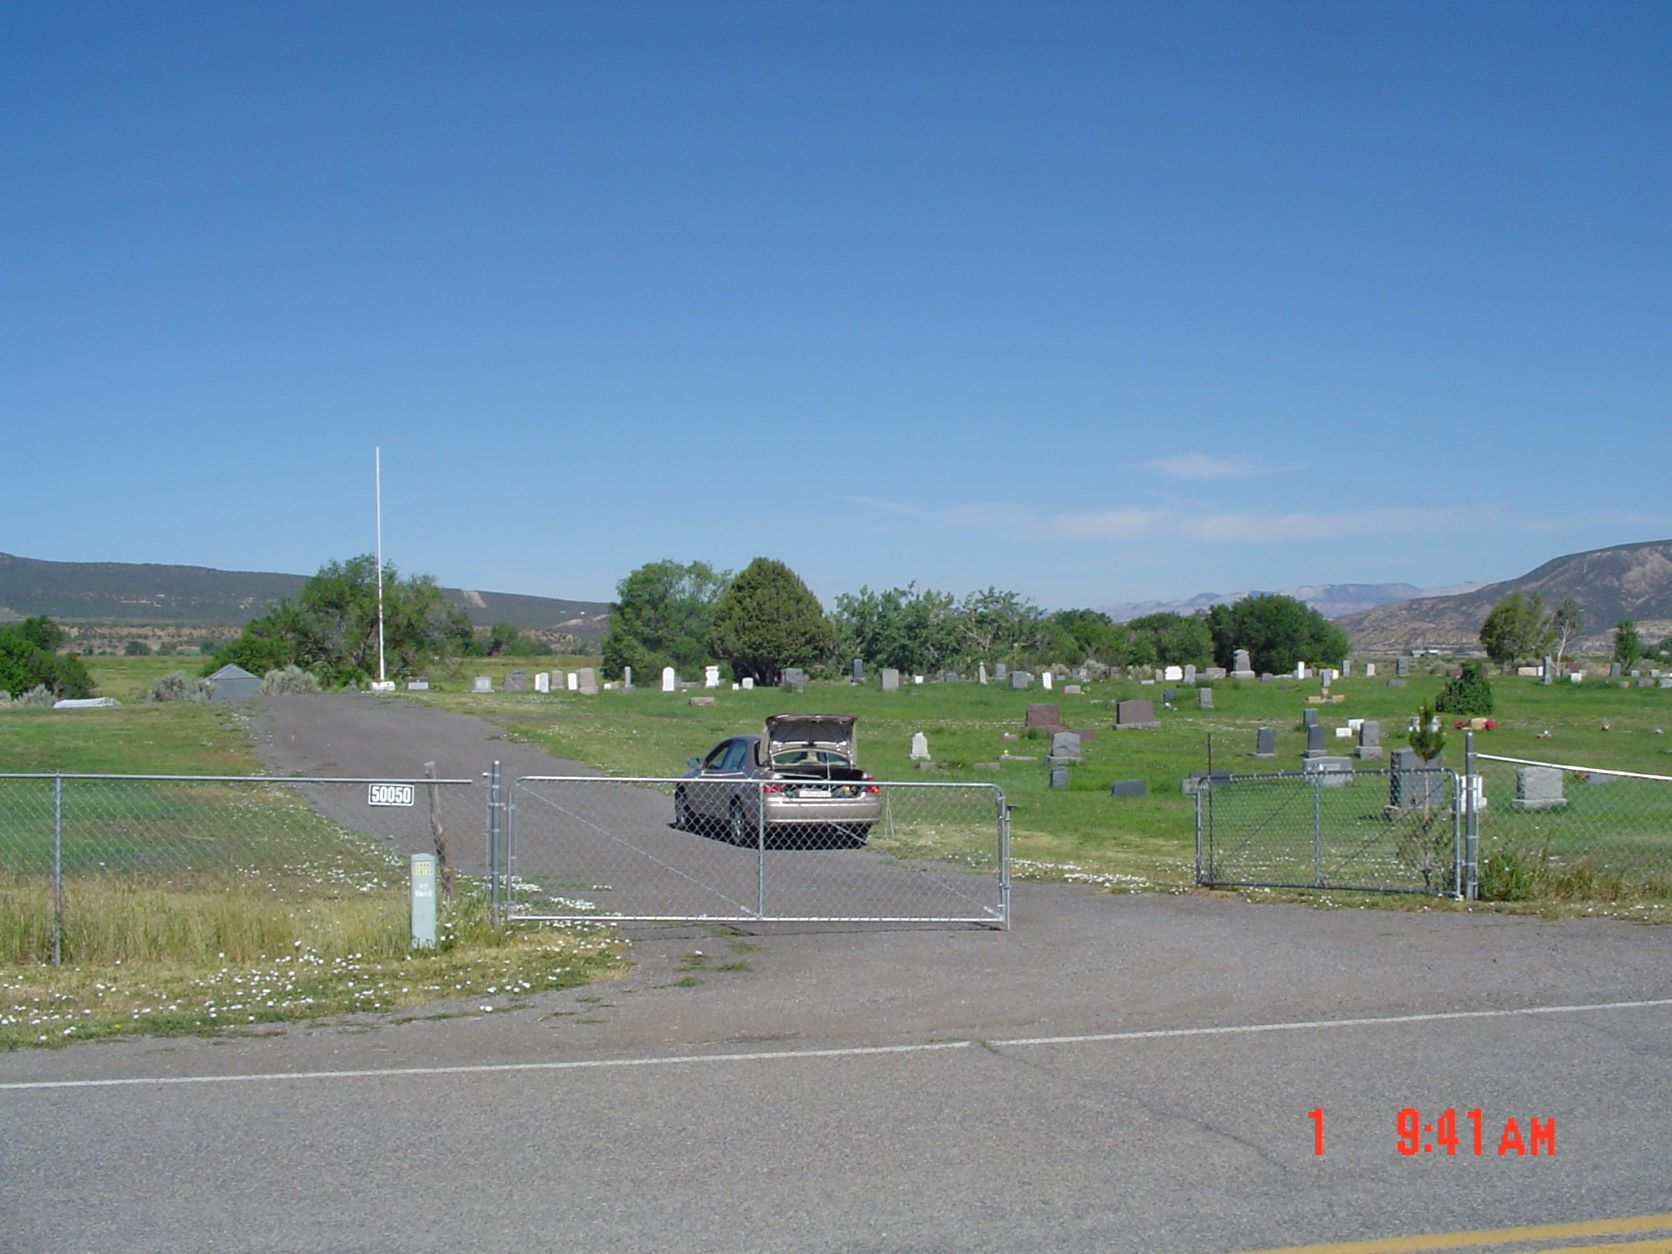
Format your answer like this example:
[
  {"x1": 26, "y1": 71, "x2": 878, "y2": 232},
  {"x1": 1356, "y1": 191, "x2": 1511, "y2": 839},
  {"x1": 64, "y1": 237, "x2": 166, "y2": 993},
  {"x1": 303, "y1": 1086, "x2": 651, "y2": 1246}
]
[
  {"x1": 1196, "y1": 767, "x2": 1462, "y2": 895},
  {"x1": 499, "y1": 776, "x2": 1009, "y2": 927}
]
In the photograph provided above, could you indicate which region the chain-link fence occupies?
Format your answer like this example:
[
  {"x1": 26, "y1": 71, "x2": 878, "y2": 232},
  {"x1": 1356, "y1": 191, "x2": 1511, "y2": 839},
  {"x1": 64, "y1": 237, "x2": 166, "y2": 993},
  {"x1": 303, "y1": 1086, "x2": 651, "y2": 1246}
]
[
  {"x1": 1471, "y1": 752, "x2": 1672, "y2": 901},
  {"x1": 0, "y1": 773, "x2": 482, "y2": 965},
  {"x1": 501, "y1": 776, "x2": 1010, "y2": 926},
  {"x1": 1195, "y1": 767, "x2": 1462, "y2": 895}
]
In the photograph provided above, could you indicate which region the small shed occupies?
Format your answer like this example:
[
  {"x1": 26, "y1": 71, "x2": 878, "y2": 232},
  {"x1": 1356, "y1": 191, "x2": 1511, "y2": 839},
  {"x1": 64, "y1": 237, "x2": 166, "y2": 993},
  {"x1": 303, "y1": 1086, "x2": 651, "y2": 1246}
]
[{"x1": 206, "y1": 663, "x2": 261, "y2": 701}]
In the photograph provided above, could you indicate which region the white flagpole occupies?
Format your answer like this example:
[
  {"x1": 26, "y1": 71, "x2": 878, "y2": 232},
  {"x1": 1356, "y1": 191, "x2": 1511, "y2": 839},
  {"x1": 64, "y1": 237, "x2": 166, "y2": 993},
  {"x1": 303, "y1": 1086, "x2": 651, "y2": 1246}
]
[{"x1": 375, "y1": 447, "x2": 387, "y2": 684}]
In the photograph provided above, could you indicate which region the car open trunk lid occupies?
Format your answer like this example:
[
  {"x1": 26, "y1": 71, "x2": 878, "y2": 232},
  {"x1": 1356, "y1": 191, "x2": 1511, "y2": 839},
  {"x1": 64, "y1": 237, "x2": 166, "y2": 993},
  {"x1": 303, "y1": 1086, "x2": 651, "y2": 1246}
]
[{"x1": 763, "y1": 713, "x2": 858, "y2": 763}]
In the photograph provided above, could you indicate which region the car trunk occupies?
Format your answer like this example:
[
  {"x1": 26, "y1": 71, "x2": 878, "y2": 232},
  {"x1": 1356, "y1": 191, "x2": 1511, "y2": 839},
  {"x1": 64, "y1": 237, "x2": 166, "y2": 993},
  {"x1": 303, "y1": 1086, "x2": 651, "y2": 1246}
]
[{"x1": 761, "y1": 714, "x2": 865, "y2": 780}]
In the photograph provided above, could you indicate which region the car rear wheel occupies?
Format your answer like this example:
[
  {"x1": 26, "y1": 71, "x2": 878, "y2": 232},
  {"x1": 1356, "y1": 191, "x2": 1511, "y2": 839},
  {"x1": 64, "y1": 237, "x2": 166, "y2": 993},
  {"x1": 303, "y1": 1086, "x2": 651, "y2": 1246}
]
[
  {"x1": 729, "y1": 800, "x2": 752, "y2": 846},
  {"x1": 673, "y1": 787, "x2": 692, "y2": 830}
]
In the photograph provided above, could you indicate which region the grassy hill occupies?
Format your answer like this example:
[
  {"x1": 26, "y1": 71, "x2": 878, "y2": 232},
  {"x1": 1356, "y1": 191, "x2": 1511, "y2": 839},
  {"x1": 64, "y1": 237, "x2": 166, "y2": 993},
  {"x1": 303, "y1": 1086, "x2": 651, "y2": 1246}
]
[{"x1": 0, "y1": 552, "x2": 611, "y2": 644}]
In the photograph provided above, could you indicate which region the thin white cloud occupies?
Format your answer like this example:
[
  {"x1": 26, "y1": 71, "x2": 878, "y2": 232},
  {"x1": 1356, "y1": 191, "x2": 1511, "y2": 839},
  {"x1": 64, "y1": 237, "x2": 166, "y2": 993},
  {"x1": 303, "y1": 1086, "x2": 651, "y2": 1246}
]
[
  {"x1": 842, "y1": 494, "x2": 1519, "y2": 544},
  {"x1": 1144, "y1": 453, "x2": 1270, "y2": 481}
]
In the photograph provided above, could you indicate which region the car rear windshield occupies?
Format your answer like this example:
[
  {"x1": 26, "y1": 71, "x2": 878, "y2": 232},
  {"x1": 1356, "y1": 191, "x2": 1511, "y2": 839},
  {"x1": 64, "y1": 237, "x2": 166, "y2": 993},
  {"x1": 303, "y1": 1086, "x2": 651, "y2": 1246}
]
[{"x1": 770, "y1": 749, "x2": 853, "y2": 768}]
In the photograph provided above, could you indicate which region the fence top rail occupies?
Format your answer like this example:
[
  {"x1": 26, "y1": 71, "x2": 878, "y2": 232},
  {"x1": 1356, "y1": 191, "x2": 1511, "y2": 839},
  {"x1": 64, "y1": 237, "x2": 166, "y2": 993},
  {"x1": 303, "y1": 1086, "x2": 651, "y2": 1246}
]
[
  {"x1": 1471, "y1": 753, "x2": 1672, "y2": 784},
  {"x1": 1218, "y1": 768, "x2": 1456, "y2": 783},
  {"x1": 0, "y1": 772, "x2": 477, "y2": 786},
  {"x1": 510, "y1": 774, "x2": 1005, "y2": 794}
]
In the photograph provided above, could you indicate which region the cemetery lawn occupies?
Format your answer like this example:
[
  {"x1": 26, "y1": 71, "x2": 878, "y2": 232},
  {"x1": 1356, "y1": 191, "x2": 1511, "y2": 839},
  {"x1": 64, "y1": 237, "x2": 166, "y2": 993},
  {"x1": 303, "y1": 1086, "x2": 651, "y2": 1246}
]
[{"x1": 421, "y1": 667, "x2": 1672, "y2": 905}]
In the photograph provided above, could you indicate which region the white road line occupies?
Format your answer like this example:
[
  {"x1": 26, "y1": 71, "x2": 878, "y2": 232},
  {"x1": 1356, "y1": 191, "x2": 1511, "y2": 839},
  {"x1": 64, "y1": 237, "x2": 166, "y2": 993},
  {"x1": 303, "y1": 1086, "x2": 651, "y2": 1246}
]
[{"x1": 4, "y1": 997, "x2": 1670, "y2": 1093}]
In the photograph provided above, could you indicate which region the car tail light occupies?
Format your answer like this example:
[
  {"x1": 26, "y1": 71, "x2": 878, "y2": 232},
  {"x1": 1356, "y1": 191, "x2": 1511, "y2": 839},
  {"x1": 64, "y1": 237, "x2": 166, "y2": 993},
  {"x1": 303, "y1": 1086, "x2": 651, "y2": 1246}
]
[
  {"x1": 762, "y1": 783, "x2": 785, "y2": 794},
  {"x1": 865, "y1": 784, "x2": 880, "y2": 795}
]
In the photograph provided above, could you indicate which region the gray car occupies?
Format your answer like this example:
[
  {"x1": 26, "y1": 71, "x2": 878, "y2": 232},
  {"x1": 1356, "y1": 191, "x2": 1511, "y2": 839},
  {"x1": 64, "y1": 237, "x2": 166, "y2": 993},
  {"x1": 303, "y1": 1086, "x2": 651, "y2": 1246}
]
[{"x1": 674, "y1": 714, "x2": 881, "y2": 847}]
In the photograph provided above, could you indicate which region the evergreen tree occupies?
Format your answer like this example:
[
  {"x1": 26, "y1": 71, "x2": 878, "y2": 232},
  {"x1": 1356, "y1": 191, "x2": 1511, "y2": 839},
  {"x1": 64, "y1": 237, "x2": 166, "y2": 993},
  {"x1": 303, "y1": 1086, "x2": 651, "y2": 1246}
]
[{"x1": 708, "y1": 557, "x2": 831, "y2": 686}]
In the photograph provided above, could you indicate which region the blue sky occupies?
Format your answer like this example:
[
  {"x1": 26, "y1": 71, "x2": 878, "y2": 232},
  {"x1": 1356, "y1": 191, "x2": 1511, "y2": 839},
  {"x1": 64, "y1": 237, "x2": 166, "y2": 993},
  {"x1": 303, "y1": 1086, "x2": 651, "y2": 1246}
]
[{"x1": 4, "y1": 1, "x2": 1668, "y2": 610}]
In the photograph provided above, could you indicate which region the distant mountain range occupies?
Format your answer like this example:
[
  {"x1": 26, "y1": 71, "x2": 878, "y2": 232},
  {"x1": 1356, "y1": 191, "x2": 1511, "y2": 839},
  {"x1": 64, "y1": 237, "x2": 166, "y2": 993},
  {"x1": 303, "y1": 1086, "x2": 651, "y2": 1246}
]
[
  {"x1": 1103, "y1": 581, "x2": 1482, "y2": 623},
  {"x1": 0, "y1": 553, "x2": 612, "y2": 647},
  {"x1": 1337, "y1": 539, "x2": 1672, "y2": 654}
]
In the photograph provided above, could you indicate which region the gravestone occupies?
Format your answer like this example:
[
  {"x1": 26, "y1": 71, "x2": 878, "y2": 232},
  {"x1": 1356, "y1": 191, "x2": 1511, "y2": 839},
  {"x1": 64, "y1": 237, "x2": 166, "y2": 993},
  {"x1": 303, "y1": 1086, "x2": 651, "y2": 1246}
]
[
  {"x1": 1295, "y1": 662, "x2": 1310, "y2": 680},
  {"x1": 534, "y1": 672, "x2": 550, "y2": 694},
  {"x1": 1364, "y1": 663, "x2": 1376, "y2": 678},
  {"x1": 1197, "y1": 687, "x2": 1214, "y2": 709},
  {"x1": 1342, "y1": 659, "x2": 1352, "y2": 677},
  {"x1": 1232, "y1": 650, "x2": 1255, "y2": 680},
  {"x1": 1115, "y1": 699, "x2": 1160, "y2": 730},
  {"x1": 1355, "y1": 720, "x2": 1383, "y2": 761},
  {"x1": 1304, "y1": 724, "x2": 1328, "y2": 757},
  {"x1": 689, "y1": 696, "x2": 716, "y2": 708},
  {"x1": 1024, "y1": 703, "x2": 1062, "y2": 730},
  {"x1": 1389, "y1": 748, "x2": 1446, "y2": 810},
  {"x1": 851, "y1": 659, "x2": 864, "y2": 685},
  {"x1": 1203, "y1": 667, "x2": 1228, "y2": 680},
  {"x1": 1396, "y1": 657, "x2": 1411, "y2": 678},
  {"x1": 1010, "y1": 671, "x2": 1032, "y2": 690},
  {"x1": 994, "y1": 663, "x2": 1008, "y2": 682},
  {"x1": 406, "y1": 679, "x2": 429, "y2": 692},
  {"x1": 622, "y1": 666, "x2": 633, "y2": 692},
  {"x1": 1302, "y1": 756, "x2": 1354, "y2": 787},
  {"x1": 942, "y1": 671, "x2": 959, "y2": 684},
  {"x1": 978, "y1": 663, "x2": 988, "y2": 685},
  {"x1": 472, "y1": 676, "x2": 492, "y2": 693},
  {"x1": 577, "y1": 667, "x2": 598, "y2": 695},
  {"x1": 566, "y1": 672, "x2": 579, "y2": 692},
  {"x1": 1063, "y1": 685, "x2": 1083, "y2": 695},
  {"x1": 1511, "y1": 767, "x2": 1566, "y2": 811},
  {"x1": 1049, "y1": 766, "x2": 1069, "y2": 790},
  {"x1": 1047, "y1": 731, "x2": 1082, "y2": 764},
  {"x1": 704, "y1": 665, "x2": 721, "y2": 689},
  {"x1": 1109, "y1": 779, "x2": 1147, "y2": 798},
  {"x1": 1387, "y1": 678, "x2": 1408, "y2": 689},
  {"x1": 661, "y1": 666, "x2": 677, "y2": 692},
  {"x1": 1610, "y1": 662, "x2": 1623, "y2": 678},
  {"x1": 1254, "y1": 727, "x2": 1276, "y2": 757},
  {"x1": 1163, "y1": 689, "x2": 1179, "y2": 702},
  {"x1": 914, "y1": 675, "x2": 924, "y2": 685},
  {"x1": 783, "y1": 667, "x2": 807, "y2": 692},
  {"x1": 1164, "y1": 665, "x2": 1184, "y2": 682},
  {"x1": 741, "y1": 677, "x2": 754, "y2": 690},
  {"x1": 1302, "y1": 708, "x2": 1318, "y2": 727},
  {"x1": 1542, "y1": 656, "x2": 1554, "y2": 685},
  {"x1": 1041, "y1": 671, "x2": 1054, "y2": 691},
  {"x1": 881, "y1": 668, "x2": 901, "y2": 692},
  {"x1": 505, "y1": 670, "x2": 527, "y2": 692},
  {"x1": 910, "y1": 732, "x2": 930, "y2": 761},
  {"x1": 1183, "y1": 664, "x2": 1197, "y2": 684},
  {"x1": 1074, "y1": 667, "x2": 1089, "y2": 682}
]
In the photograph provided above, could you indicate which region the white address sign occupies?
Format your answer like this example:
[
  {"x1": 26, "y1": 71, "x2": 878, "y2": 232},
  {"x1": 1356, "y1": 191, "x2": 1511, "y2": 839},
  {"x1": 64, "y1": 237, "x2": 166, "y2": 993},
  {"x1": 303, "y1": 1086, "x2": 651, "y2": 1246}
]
[{"x1": 368, "y1": 783, "x2": 417, "y2": 808}]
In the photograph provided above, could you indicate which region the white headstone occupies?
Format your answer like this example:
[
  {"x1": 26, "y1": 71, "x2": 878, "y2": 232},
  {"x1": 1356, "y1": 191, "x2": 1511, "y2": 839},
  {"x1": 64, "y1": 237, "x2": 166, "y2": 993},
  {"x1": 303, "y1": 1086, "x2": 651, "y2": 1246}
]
[
  {"x1": 1365, "y1": 663, "x2": 1376, "y2": 677},
  {"x1": 535, "y1": 672, "x2": 550, "y2": 694},
  {"x1": 913, "y1": 675, "x2": 924, "y2": 685},
  {"x1": 1296, "y1": 662, "x2": 1310, "y2": 680},
  {"x1": 978, "y1": 663, "x2": 988, "y2": 685},
  {"x1": 566, "y1": 672, "x2": 579, "y2": 691},
  {"x1": 1164, "y1": 665, "x2": 1184, "y2": 682},
  {"x1": 704, "y1": 665, "x2": 721, "y2": 689},
  {"x1": 741, "y1": 677, "x2": 753, "y2": 690},
  {"x1": 473, "y1": 676, "x2": 492, "y2": 693},
  {"x1": 661, "y1": 666, "x2": 677, "y2": 692},
  {"x1": 909, "y1": 731, "x2": 929, "y2": 761},
  {"x1": 1042, "y1": 671, "x2": 1053, "y2": 691}
]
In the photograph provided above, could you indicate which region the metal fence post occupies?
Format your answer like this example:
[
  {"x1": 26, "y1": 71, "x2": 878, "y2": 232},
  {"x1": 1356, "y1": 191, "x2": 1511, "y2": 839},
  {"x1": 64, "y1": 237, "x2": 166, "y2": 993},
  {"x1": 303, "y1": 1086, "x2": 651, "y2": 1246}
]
[
  {"x1": 1193, "y1": 784, "x2": 1203, "y2": 885},
  {"x1": 52, "y1": 773, "x2": 64, "y2": 967},
  {"x1": 1463, "y1": 731, "x2": 1479, "y2": 900},
  {"x1": 755, "y1": 781, "x2": 766, "y2": 919},
  {"x1": 1312, "y1": 775, "x2": 1324, "y2": 887},
  {"x1": 488, "y1": 761, "x2": 502, "y2": 921},
  {"x1": 998, "y1": 793, "x2": 1012, "y2": 931}
]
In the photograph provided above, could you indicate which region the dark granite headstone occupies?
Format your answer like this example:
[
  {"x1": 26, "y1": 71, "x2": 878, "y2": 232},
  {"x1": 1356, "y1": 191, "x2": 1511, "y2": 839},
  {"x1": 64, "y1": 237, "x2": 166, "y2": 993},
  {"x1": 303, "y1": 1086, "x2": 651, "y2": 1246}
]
[
  {"x1": 1024, "y1": 703, "x2": 1062, "y2": 731},
  {"x1": 1049, "y1": 765, "x2": 1069, "y2": 790},
  {"x1": 1254, "y1": 726, "x2": 1276, "y2": 757},
  {"x1": 1304, "y1": 724, "x2": 1327, "y2": 757},
  {"x1": 505, "y1": 670, "x2": 527, "y2": 692},
  {"x1": 851, "y1": 658, "x2": 864, "y2": 684},
  {"x1": 1109, "y1": 779, "x2": 1147, "y2": 798},
  {"x1": 1197, "y1": 687, "x2": 1213, "y2": 709},
  {"x1": 1302, "y1": 708, "x2": 1318, "y2": 728},
  {"x1": 1115, "y1": 699, "x2": 1160, "y2": 730},
  {"x1": 1389, "y1": 748, "x2": 1446, "y2": 809},
  {"x1": 783, "y1": 667, "x2": 807, "y2": 692}
]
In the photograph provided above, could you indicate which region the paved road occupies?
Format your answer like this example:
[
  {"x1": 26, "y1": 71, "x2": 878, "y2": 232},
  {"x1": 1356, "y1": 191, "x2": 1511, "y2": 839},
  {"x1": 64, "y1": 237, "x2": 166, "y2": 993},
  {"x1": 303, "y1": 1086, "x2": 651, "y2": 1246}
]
[{"x1": 3, "y1": 694, "x2": 1669, "y2": 1250}]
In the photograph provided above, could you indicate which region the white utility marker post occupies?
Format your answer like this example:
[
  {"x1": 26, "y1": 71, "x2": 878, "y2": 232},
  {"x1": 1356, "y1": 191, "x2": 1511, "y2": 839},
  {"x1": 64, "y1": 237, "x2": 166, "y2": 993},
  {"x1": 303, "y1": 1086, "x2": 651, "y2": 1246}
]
[{"x1": 410, "y1": 853, "x2": 437, "y2": 948}]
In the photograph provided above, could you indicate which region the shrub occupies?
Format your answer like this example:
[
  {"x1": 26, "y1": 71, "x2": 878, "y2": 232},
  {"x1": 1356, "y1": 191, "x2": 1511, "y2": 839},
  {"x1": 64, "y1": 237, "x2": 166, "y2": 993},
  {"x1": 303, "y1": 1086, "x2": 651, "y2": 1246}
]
[
  {"x1": 1407, "y1": 701, "x2": 1447, "y2": 760},
  {"x1": 1435, "y1": 662, "x2": 1494, "y2": 716},
  {"x1": 261, "y1": 664, "x2": 321, "y2": 695},
  {"x1": 147, "y1": 671, "x2": 211, "y2": 703},
  {"x1": 16, "y1": 685, "x2": 56, "y2": 708},
  {"x1": 124, "y1": 640, "x2": 153, "y2": 656}
]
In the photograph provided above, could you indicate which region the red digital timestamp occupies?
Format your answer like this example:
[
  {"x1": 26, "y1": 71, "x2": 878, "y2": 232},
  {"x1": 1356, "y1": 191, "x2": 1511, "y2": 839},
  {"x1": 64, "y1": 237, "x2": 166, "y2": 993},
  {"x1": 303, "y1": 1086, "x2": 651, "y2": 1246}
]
[{"x1": 1306, "y1": 1108, "x2": 1555, "y2": 1157}]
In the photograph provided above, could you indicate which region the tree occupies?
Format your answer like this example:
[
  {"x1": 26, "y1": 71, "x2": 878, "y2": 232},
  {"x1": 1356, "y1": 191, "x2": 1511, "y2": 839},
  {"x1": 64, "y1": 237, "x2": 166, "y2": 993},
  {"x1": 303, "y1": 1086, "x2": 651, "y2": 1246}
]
[
  {"x1": 957, "y1": 588, "x2": 1044, "y2": 664},
  {"x1": 1614, "y1": 619, "x2": 1642, "y2": 669},
  {"x1": 0, "y1": 617, "x2": 94, "y2": 699},
  {"x1": 1125, "y1": 612, "x2": 1215, "y2": 669},
  {"x1": 1478, "y1": 591, "x2": 1553, "y2": 668},
  {"x1": 211, "y1": 556, "x2": 460, "y2": 687},
  {"x1": 1209, "y1": 594, "x2": 1349, "y2": 676},
  {"x1": 124, "y1": 640, "x2": 153, "y2": 656},
  {"x1": 707, "y1": 557, "x2": 832, "y2": 686},
  {"x1": 829, "y1": 583, "x2": 963, "y2": 674},
  {"x1": 599, "y1": 559, "x2": 729, "y2": 681},
  {"x1": 1551, "y1": 598, "x2": 1582, "y2": 665},
  {"x1": 1435, "y1": 661, "x2": 1494, "y2": 716},
  {"x1": 1407, "y1": 701, "x2": 1447, "y2": 762}
]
